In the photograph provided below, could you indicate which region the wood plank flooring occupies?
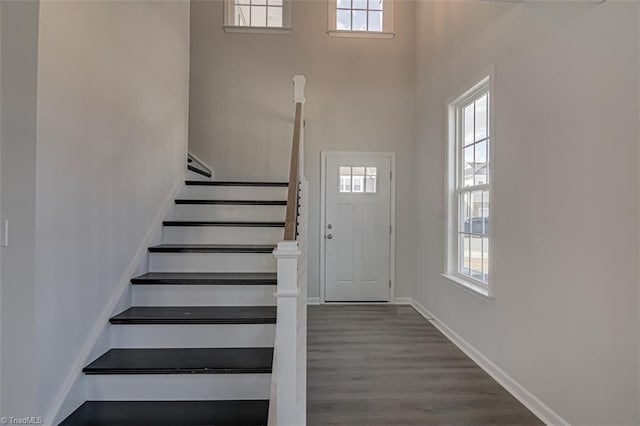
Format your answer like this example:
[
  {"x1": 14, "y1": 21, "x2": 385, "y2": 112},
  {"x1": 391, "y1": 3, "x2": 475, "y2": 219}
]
[{"x1": 307, "y1": 305, "x2": 543, "y2": 426}]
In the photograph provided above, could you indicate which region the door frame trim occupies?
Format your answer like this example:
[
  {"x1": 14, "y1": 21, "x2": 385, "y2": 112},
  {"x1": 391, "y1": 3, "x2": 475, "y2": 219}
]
[{"x1": 319, "y1": 151, "x2": 396, "y2": 304}]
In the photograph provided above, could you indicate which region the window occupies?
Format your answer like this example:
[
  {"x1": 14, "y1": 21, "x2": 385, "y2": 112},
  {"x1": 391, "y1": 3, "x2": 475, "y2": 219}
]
[
  {"x1": 446, "y1": 76, "x2": 492, "y2": 297},
  {"x1": 224, "y1": 0, "x2": 291, "y2": 33},
  {"x1": 337, "y1": 0, "x2": 382, "y2": 32},
  {"x1": 328, "y1": 0, "x2": 394, "y2": 38},
  {"x1": 339, "y1": 166, "x2": 377, "y2": 193}
]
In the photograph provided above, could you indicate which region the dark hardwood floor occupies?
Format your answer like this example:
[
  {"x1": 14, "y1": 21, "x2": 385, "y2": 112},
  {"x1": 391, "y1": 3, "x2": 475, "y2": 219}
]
[{"x1": 307, "y1": 305, "x2": 543, "y2": 426}]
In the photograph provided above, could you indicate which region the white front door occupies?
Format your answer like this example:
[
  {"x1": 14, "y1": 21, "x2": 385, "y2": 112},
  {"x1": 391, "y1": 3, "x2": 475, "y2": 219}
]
[{"x1": 323, "y1": 153, "x2": 393, "y2": 302}]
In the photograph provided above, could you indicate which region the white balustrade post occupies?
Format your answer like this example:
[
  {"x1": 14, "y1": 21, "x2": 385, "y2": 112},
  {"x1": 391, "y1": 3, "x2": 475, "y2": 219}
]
[
  {"x1": 273, "y1": 241, "x2": 301, "y2": 426},
  {"x1": 293, "y1": 75, "x2": 306, "y2": 180}
]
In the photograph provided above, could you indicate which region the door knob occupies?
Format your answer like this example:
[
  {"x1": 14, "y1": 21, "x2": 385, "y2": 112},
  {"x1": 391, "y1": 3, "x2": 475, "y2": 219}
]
[{"x1": 327, "y1": 234, "x2": 333, "y2": 240}]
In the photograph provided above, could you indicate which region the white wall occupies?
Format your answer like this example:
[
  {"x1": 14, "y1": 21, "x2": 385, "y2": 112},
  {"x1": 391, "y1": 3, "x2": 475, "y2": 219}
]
[
  {"x1": 33, "y1": 0, "x2": 190, "y2": 420},
  {"x1": 0, "y1": 0, "x2": 39, "y2": 417},
  {"x1": 414, "y1": 1, "x2": 639, "y2": 424},
  {"x1": 0, "y1": 1, "x2": 3, "y2": 413},
  {"x1": 189, "y1": 0, "x2": 417, "y2": 300}
]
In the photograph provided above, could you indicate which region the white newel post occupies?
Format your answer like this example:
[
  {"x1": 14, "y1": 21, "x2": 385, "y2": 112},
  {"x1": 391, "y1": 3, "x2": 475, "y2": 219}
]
[
  {"x1": 274, "y1": 241, "x2": 302, "y2": 426},
  {"x1": 269, "y1": 74, "x2": 307, "y2": 426}
]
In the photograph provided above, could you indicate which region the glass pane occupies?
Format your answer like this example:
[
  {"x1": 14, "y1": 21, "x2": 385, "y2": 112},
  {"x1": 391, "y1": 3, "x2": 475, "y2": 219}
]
[
  {"x1": 235, "y1": 0, "x2": 251, "y2": 5},
  {"x1": 267, "y1": 6, "x2": 283, "y2": 27},
  {"x1": 269, "y1": 0, "x2": 283, "y2": 5},
  {"x1": 250, "y1": 5, "x2": 267, "y2": 26},
  {"x1": 475, "y1": 140, "x2": 487, "y2": 164},
  {"x1": 352, "y1": 10, "x2": 367, "y2": 30},
  {"x1": 339, "y1": 167, "x2": 351, "y2": 193},
  {"x1": 470, "y1": 191, "x2": 483, "y2": 234},
  {"x1": 353, "y1": 0, "x2": 367, "y2": 9},
  {"x1": 464, "y1": 103, "x2": 474, "y2": 145},
  {"x1": 365, "y1": 167, "x2": 377, "y2": 193},
  {"x1": 482, "y1": 236, "x2": 489, "y2": 282},
  {"x1": 369, "y1": 0, "x2": 383, "y2": 10},
  {"x1": 337, "y1": 9, "x2": 351, "y2": 30},
  {"x1": 481, "y1": 190, "x2": 489, "y2": 236},
  {"x1": 352, "y1": 167, "x2": 365, "y2": 193},
  {"x1": 475, "y1": 94, "x2": 487, "y2": 141},
  {"x1": 368, "y1": 11, "x2": 382, "y2": 31},
  {"x1": 460, "y1": 193, "x2": 471, "y2": 234},
  {"x1": 470, "y1": 235, "x2": 482, "y2": 280},
  {"x1": 474, "y1": 141, "x2": 487, "y2": 186},
  {"x1": 235, "y1": 5, "x2": 250, "y2": 25},
  {"x1": 337, "y1": 0, "x2": 351, "y2": 8},
  {"x1": 460, "y1": 234, "x2": 470, "y2": 276},
  {"x1": 253, "y1": 0, "x2": 267, "y2": 5},
  {"x1": 365, "y1": 177, "x2": 377, "y2": 193},
  {"x1": 463, "y1": 145, "x2": 474, "y2": 187}
]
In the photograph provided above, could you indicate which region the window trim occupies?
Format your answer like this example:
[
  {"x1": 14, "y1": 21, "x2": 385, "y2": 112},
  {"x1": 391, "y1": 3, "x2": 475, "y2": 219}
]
[
  {"x1": 223, "y1": 0, "x2": 292, "y2": 34},
  {"x1": 445, "y1": 69, "x2": 495, "y2": 299},
  {"x1": 327, "y1": 0, "x2": 394, "y2": 38}
]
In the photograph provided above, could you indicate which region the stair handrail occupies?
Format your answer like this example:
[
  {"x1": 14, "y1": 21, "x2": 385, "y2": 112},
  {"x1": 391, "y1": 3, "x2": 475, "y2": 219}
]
[
  {"x1": 270, "y1": 75, "x2": 307, "y2": 426},
  {"x1": 283, "y1": 100, "x2": 303, "y2": 239}
]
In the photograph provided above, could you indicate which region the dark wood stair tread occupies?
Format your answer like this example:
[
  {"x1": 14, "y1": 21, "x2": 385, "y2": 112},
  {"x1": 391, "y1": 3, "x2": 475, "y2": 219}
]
[
  {"x1": 188, "y1": 165, "x2": 212, "y2": 178},
  {"x1": 163, "y1": 221, "x2": 285, "y2": 227},
  {"x1": 131, "y1": 272, "x2": 277, "y2": 285},
  {"x1": 148, "y1": 244, "x2": 275, "y2": 253},
  {"x1": 59, "y1": 400, "x2": 269, "y2": 426},
  {"x1": 83, "y1": 348, "x2": 273, "y2": 375},
  {"x1": 186, "y1": 181, "x2": 287, "y2": 187},
  {"x1": 110, "y1": 306, "x2": 276, "y2": 325},
  {"x1": 175, "y1": 199, "x2": 286, "y2": 205}
]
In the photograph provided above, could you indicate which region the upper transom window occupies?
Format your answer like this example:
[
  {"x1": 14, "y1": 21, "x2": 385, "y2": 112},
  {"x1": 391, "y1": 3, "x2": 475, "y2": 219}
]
[
  {"x1": 328, "y1": 0, "x2": 394, "y2": 38},
  {"x1": 337, "y1": 0, "x2": 383, "y2": 32},
  {"x1": 233, "y1": 0, "x2": 283, "y2": 28},
  {"x1": 224, "y1": 0, "x2": 291, "y2": 33}
]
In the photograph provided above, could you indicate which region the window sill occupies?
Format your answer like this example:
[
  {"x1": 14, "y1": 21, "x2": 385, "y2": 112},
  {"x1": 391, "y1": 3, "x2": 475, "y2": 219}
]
[
  {"x1": 223, "y1": 26, "x2": 292, "y2": 35},
  {"x1": 441, "y1": 274, "x2": 494, "y2": 303},
  {"x1": 327, "y1": 30, "x2": 395, "y2": 39}
]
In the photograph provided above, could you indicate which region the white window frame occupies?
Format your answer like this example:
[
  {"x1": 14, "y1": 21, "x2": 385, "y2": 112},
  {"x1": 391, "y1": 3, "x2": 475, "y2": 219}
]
[
  {"x1": 223, "y1": 0, "x2": 292, "y2": 34},
  {"x1": 327, "y1": 0, "x2": 394, "y2": 39},
  {"x1": 444, "y1": 72, "x2": 495, "y2": 300}
]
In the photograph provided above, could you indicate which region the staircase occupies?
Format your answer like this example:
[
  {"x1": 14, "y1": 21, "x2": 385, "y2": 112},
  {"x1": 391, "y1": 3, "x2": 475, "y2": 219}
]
[{"x1": 60, "y1": 180, "x2": 289, "y2": 426}]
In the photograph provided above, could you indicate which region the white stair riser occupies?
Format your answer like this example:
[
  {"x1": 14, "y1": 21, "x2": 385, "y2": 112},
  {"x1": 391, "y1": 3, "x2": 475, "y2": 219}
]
[
  {"x1": 187, "y1": 169, "x2": 210, "y2": 181},
  {"x1": 163, "y1": 227, "x2": 284, "y2": 245},
  {"x1": 132, "y1": 285, "x2": 276, "y2": 306},
  {"x1": 179, "y1": 186, "x2": 287, "y2": 201},
  {"x1": 171, "y1": 204, "x2": 285, "y2": 221},
  {"x1": 87, "y1": 374, "x2": 271, "y2": 401},
  {"x1": 149, "y1": 252, "x2": 276, "y2": 273},
  {"x1": 111, "y1": 324, "x2": 275, "y2": 348}
]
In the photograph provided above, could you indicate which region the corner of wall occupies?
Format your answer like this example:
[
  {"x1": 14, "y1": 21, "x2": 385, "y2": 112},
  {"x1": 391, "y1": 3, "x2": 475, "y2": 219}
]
[{"x1": 408, "y1": 297, "x2": 569, "y2": 426}]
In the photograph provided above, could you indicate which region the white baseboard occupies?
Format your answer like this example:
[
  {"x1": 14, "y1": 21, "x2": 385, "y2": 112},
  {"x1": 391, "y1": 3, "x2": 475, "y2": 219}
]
[
  {"x1": 407, "y1": 297, "x2": 569, "y2": 426},
  {"x1": 307, "y1": 297, "x2": 321, "y2": 305},
  {"x1": 46, "y1": 177, "x2": 185, "y2": 426},
  {"x1": 393, "y1": 297, "x2": 412, "y2": 305}
]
